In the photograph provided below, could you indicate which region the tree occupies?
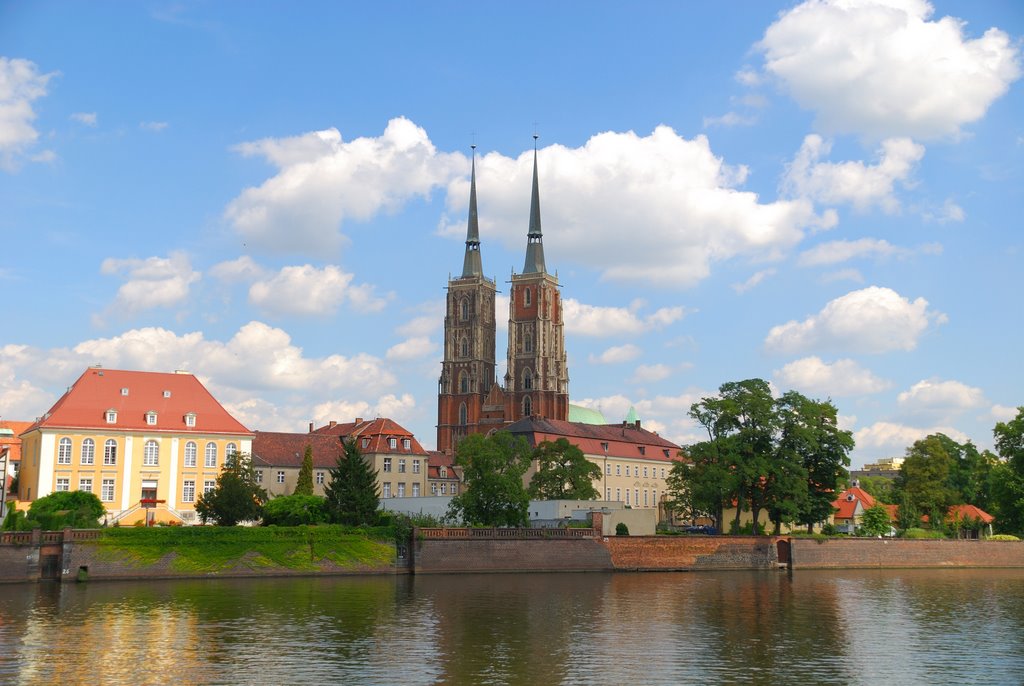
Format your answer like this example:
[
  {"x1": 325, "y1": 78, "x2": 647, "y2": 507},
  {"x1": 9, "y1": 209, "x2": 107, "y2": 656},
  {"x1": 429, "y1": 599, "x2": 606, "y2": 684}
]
[
  {"x1": 527, "y1": 438, "x2": 601, "y2": 500},
  {"x1": 858, "y1": 476, "x2": 896, "y2": 504},
  {"x1": 262, "y1": 494, "x2": 328, "y2": 526},
  {"x1": 24, "y1": 490, "x2": 105, "y2": 530},
  {"x1": 894, "y1": 435, "x2": 957, "y2": 517},
  {"x1": 448, "y1": 432, "x2": 532, "y2": 527},
  {"x1": 859, "y1": 504, "x2": 891, "y2": 537},
  {"x1": 195, "y1": 452, "x2": 267, "y2": 526},
  {"x1": 665, "y1": 441, "x2": 735, "y2": 530},
  {"x1": 294, "y1": 445, "x2": 314, "y2": 496},
  {"x1": 323, "y1": 439, "x2": 380, "y2": 526},
  {"x1": 991, "y1": 407, "x2": 1024, "y2": 534}
]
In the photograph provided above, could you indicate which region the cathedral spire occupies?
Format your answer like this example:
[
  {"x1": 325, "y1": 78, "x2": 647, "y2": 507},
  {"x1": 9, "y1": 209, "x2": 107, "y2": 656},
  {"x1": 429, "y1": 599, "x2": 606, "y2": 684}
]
[
  {"x1": 461, "y1": 145, "x2": 483, "y2": 278},
  {"x1": 522, "y1": 136, "x2": 546, "y2": 274}
]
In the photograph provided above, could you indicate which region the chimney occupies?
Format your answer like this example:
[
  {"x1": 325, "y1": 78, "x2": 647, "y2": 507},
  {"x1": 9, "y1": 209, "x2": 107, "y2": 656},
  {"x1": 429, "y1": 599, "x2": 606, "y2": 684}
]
[
  {"x1": 329, "y1": 420, "x2": 337, "y2": 428},
  {"x1": 634, "y1": 419, "x2": 641, "y2": 429},
  {"x1": 308, "y1": 421, "x2": 314, "y2": 433},
  {"x1": 355, "y1": 417, "x2": 363, "y2": 424}
]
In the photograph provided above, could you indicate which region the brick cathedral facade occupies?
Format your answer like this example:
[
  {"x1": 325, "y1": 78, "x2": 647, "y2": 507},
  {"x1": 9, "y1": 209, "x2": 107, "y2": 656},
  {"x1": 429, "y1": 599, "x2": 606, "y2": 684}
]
[{"x1": 437, "y1": 143, "x2": 569, "y2": 453}]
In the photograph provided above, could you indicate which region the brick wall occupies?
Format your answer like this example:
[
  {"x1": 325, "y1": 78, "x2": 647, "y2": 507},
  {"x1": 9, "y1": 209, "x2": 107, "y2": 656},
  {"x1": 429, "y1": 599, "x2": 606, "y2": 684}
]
[
  {"x1": 791, "y1": 538, "x2": 1024, "y2": 568},
  {"x1": 0, "y1": 545, "x2": 39, "y2": 583},
  {"x1": 413, "y1": 538, "x2": 614, "y2": 574},
  {"x1": 601, "y1": 535, "x2": 780, "y2": 571}
]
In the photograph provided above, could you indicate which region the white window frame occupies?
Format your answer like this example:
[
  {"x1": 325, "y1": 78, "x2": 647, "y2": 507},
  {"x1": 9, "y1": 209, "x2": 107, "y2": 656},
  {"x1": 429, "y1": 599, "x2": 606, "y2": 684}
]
[
  {"x1": 204, "y1": 442, "x2": 217, "y2": 468},
  {"x1": 412, "y1": 483, "x2": 420, "y2": 497},
  {"x1": 184, "y1": 441, "x2": 197, "y2": 467},
  {"x1": 383, "y1": 458, "x2": 392, "y2": 473},
  {"x1": 185, "y1": 413, "x2": 196, "y2": 427},
  {"x1": 105, "y1": 410, "x2": 117, "y2": 424},
  {"x1": 316, "y1": 471, "x2": 325, "y2": 484},
  {"x1": 144, "y1": 440, "x2": 159, "y2": 466},
  {"x1": 382, "y1": 483, "x2": 392, "y2": 498},
  {"x1": 103, "y1": 439, "x2": 117, "y2": 465},
  {"x1": 80, "y1": 438, "x2": 95, "y2": 465},
  {"x1": 398, "y1": 459, "x2": 406, "y2": 473},
  {"x1": 56, "y1": 477, "x2": 70, "y2": 492},
  {"x1": 255, "y1": 470, "x2": 263, "y2": 483},
  {"x1": 182, "y1": 480, "x2": 196, "y2": 503},
  {"x1": 79, "y1": 477, "x2": 93, "y2": 493},
  {"x1": 203, "y1": 480, "x2": 216, "y2": 494},
  {"x1": 146, "y1": 411, "x2": 157, "y2": 426},
  {"x1": 397, "y1": 483, "x2": 405, "y2": 497},
  {"x1": 389, "y1": 437, "x2": 398, "y2": 450},
  {"x1": 412, "y1": 460, "x2": 420, "y2": 474},
  {"x1": 101, "y1": 478, "x2": 115, "y2": 502},
  {"x1": 276, "y1": 471, "x2": 285, "y2": 484},
  {"x1": 58, "y1": 437, "x2": 72, "y2": 465}
]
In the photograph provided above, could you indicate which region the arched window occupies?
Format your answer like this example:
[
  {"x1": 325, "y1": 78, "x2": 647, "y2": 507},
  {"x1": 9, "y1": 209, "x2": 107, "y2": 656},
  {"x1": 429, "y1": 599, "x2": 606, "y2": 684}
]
[
  {"x1": 104, "y1": 439, "x2": 117, "y2": 465},
  {"x1": 524, "y1": 287, "x2": 532, "y2": 306},
  {"x1": 460, "y1": 298, "x2": 469, "y2": 320},
  {"x1": 523, "y1": 369, "x2": 533, "y2": 390},
  {"x1": 144, "y1": 440, "x2": 159, "y2": 466},
  {"x1": 458, "y1": 402, "x2": 468, "y2": 426},
  {"x1": 460, "y1": 337, "x2": 469, "y2": 357},
  {"x1": 459, "y1": 372, "x2": 469, "y2": 394},
  {"x1": 81, "y1": 438, "x2": 95, "y2": 465},
  {"x1": 58, "y1": 437, "x2": 72, "y2": 464},
  {"x1": 522, "y1": 396, "x2": 532, "y2": 417},
  {"x1": 205, "y1": 442, "x2": 217, "y2": 468},
  {"x1": 524, "y1": 334, "x2": 533, "y2": 353},
  {"x1": 184, "y1": 441, "x2": 197, "y2": 467},
  {"x1": 226, "y1": 443, "x2": 237, "y2": 458}
]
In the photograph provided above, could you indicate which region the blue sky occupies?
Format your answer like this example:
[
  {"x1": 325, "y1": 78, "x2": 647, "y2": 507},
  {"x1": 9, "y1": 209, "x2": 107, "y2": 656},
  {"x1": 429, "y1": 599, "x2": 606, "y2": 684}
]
[{"x1": 1, "y1": 0, "x2": 1021, "y2": 466}]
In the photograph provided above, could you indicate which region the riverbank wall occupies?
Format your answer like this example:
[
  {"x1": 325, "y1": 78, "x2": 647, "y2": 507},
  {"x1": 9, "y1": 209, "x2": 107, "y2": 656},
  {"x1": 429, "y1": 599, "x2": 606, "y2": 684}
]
[{"x1": 789, "y1": 537, "x2": 1024, "y2": 568}]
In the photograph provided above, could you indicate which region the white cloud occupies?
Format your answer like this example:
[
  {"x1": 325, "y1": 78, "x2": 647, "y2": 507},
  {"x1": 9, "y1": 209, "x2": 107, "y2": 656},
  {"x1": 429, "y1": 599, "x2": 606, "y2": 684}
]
[
  {"x1": 563, "y1": 299, "x2": 685, "y2": 337},
  {"x1": 630, "y1": 363, "x2": 673, "y2": 384},
  {"x1": 440, "y1": 126, "x2": 835, "y2": 287},
  {"x1": 396, "y1": 300, "x2": 445, "y2": 338},
  {"x1": 209, "y1": 255, "x2": 267, "y2": 283},
  {"x1": 312, "y1": 393, "x2": 417, "y2": 427},
  {"x1": 758, "y1": 0, "x2": 1022, "y2": 140},
  {"x1": 765, "y1": 286, "x2": 942, "y2": 355},
  {"x1": 798, "y1": 238, "x2": 941, "y2": 267},
  {"x1": 821, "y1": 268, "x2": 865, "y2": 284},
  {"x1": 386, "y1": 337, "x2": 437, "y2": 361},
  {"x1": 140, "y1": 121, "x2": 168, "y2": 132},
  {"x1": 248, "y1": 264, "x2": 387, "y2": 316},
  {"x1": 735, "y1": 68, "x2": 762, "y2": 86},
  {"x1": 0, "y1": 57, "x2": 57, "y2": 171},
  {"x1": 100, "y1": 251, "x2": 201, "y2": 314},
  {"x1": 732, "y1": 268, "x2": 776, "y2": 294},
  {"x1": 225, "y1": 117, "x2": 465, "y2": 254},
  {"x1": 70, "y1": 111, "x2": 97, "y2": 126},
  {"x1": 991, "y1": 404, "x2": 1020, "y2": 422},
  {"x1": 897, "y1": 378, "x2": 985, "y2": 413},
  {"x1": 923, "y1": 198, "x2": 966, "y2": 224},
  {"x1": 588, "y1": 344, "x2": 641, "y2": 365},
  {"x1": 703, "y1": 112, "x2": 756, "y2": 128},
  {"x1": 783, "y1": 135, "x2": 925, "y2": 212},
  {"x1": 854, "y1": 421, "x2": 969, "y2": 453},
  {"x1": 773, "y1": 356, "x2": 891, "y2": 396}
]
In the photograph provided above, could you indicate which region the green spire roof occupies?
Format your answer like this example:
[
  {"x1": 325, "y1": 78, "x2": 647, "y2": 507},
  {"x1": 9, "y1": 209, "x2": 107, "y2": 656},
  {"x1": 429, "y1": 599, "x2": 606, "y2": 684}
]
[
  {"x1": 624, "y1": 406, "x2": 640, "y2": 424},
  {"x1": 461, "y1": 146, "x2": 483, "y2": 278}
]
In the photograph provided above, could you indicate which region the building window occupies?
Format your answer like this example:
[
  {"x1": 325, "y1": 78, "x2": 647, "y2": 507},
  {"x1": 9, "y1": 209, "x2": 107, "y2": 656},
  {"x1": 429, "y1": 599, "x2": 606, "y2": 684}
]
[
  {"x1": 644, "y1": 467, "x2": 648, "y2": 478},
  {"x1": 440, "y1": 483, "x2": 446, "y2": 495},
  {"x1": 431, "y1": 483, "x2": 437, "y2": 495},
  {"x1": 403, "y1": 438, "x2": 411, "y2": 450},
  {"x1": 101, "y1": 479, "x2": 115, "y2": 502},
  {"x1": 58, "y1": 437, "x2": 72, "y2": 465},
  {"x1": 226, "y1": 443, "x2": 237, "y2": 458},
  {"x1": 635, "y1": 489, "x2": 639, "y2": 506},
  {"x1": 103, "y1": 439, "x2": 117, "y2": 465},
  {"x1": 440, "y1": 467, "x2": 447, "y2": 478},
  {"x1": 144, "y1": 440, "x2": 159, "y2": 466},
  {"x1": 56, "y1": 478, "x2": 70, "y2": 492},
  {"x1": 412, "y1": 483, "x2": 420, "y2": 497},
  {"x1": 185, "y1": 413, "x2": 196, "y2": 428},
  {"x1": 316, "y1": 471, "x2": 325, "y2": 484},
  {"x1": 524, "y1": 334, "x2": 533, "y2": 353},
  {"x1": 106, "y1": 410, "x2": 117, "y2": 424},
  {"x1": 121, "y1": 387, "x2": 129, "y2": 396},
  {"x1": 606, "y1": 488, "x2": 611, "y2": 500},
  {"x1": 661, "y1": 468, "x2": 666, "y2": 479},
  {"x1": 523, "y1": 369, "x2": 532, "y2": 390},
  {"x1": 638, "y1": 446, "x2": 646, "y2": 456},
  {"x1": 606, "y1": 463, "x2": 611, "y2": 475},
  {"x1": 460, "y1": 298, "x2": 469, "y2": 321},
  {"x1": 460, "y1": 337, "x2": 469, "y2": 357},
  {"x1": 361, "y1": 438, "x2": 370, "y2": 449},
  {"x1": 389, "y1": 437, "x2": 398, "y2": 450},
  {"x1": 412, "y1": 460, "x2": 420, "y2": 474},
  {"x1": 524, "y1": 287, "x2": 531, "y2": 306},
  {"x1": 451, "y1": 484, "x2": 458, "y2": 495},
  {"x1": 397, "y1": 483, "x2": 406, "y2": 497},
  {"x1": 626, "y1": 489, "x2": 630, "y2": 505},
  {"x1": 203, "y1": 480, "x2": 215, "y2": 494},
  {"x1": 616, "y1": 488, "x2": 621, "y2": 501},
  {"x1": 205, "y1": 442, "x2": 217, "y2": 468},
  {"x1": 383, "y1": 458, "x2": 392, "y2": 472},
  {"x1": 276, "y1": 471, "x2": 285, "y2": 484},
  {"x1": 615, "y1": 464, "x2": 621, "y2": 476},
  {"x1": 255, "y1": 470, "x2": 263, "y2": 483},
  {"x1": 644, "y1": 490, "x2": 649, "y2": 507},
  {"x1": 146, "y1": 411, "x2": 157, "y2": 426},
  {"x1": 459, "y1": 373, "x2": 469, "y2": 394},
  {"x1": 398, "y1": 459, "x2": 406, "y2": 473},
  {"x1": 182, "y1": 480, "x2": 196, "y2": 503},
  {"x1": 653, "y1": 489, "x2": 657, "y2": 505},
  {"x1": 382, "y1": 483, "x2": 392, "y2": 498},
  {"x1": 663, "y1": 449, "x2": 670, "y2": 458},
  {"x1": 458, "y1": 403, "x2": 468, "y2": 425},
  {"x1": 79, "y1": 478, "x2": 93, "y2": 493},
  {"x1": 184, "y1": 441, "x2": 197, "y2": 467},
  {"x1": 81, "y1": 438, "x2": 95, "y2": 465},
  {"x1": 163, "y1": 390, "x2": 171, "y2": 399},
  {"x1": 522, "y1": 396, "x2": 532, "y2": 416}
]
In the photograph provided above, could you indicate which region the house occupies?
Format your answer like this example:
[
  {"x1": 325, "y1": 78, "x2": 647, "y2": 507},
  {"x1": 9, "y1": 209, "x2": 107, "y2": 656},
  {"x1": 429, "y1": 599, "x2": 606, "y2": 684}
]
[
  {"x1": 426, "y1": 450, "x2": 461, "y2": 497},
  {"x1": 943, "y1": 504, "x2": 995, "y2": 539},
  {"x1": 250, "y1": 431, "x2": 346, "y2": 497},
  {"x1": 1, "y1": 420, "x2": 32, "y2": 515},
  {"x1": 830, "y1": 484, "x2": 896, "y2": 534},
  {"x1": 16, "y1": 366, "x2": 253, "y2": 525}
]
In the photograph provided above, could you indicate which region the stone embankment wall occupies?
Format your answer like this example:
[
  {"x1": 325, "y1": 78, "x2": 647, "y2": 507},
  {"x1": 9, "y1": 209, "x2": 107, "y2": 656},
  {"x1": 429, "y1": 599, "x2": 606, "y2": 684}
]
[
  {"x1": 790, "y1": 538, "x2": 1024, "y2": 568},
  {"x1": 602, "y1": 535, "x2": 779, "y2": 571}
]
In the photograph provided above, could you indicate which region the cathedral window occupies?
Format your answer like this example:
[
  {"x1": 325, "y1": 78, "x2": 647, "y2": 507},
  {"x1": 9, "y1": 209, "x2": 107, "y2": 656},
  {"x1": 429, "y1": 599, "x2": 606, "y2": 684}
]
[
  {"x1": 459, "y1": 372, "x2": 469, "y2": 394},
  {"x1": 522, "y1": 396, "x2": 532, "y2": 417},
  {"x1": 523, "y1": 369, "x2": 533, "y2": 390},
  {"x1": 460, "y1": 298, "x2": 469, "y2": 321},
  {"x1": 458, "y1": 403, "x2": 468, "y2": 426},
  {"x1": 524, "y1": 334, "x2": 533, "y2": 353},
  {"x1": 460, "y1": 337, "x2": 469, "y2": 357},
  {"x1": 524, "y1": 287, "x2": 531, "y2": 306}
]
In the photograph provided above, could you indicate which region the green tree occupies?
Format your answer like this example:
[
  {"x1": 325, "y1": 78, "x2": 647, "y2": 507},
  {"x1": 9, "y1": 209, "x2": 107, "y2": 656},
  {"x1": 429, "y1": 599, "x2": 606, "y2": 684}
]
[
  {"x1": 294, "y1": 445, "x2": 314, "y2": 496},
  {"x1": 859, "y1": 503, "x2": 892, "y2": 537},
  {"x1": 894, "y1": 435, "x2": 958, "y2": 517},
  {"x1": 665, "y1": 441, "x2": 735, "y2": 530},
  {"x1": 195, "y1": 452, "x2": 267, "y2": 526},
  {"x1": 323, "y1": 439, "x2": 380, "y2": 526},
  {"x1": 448, "y1": 432, "x2": 532, "y2": 527},
  {"x1": 895, "y1": 489, "x2": 920, "y2": 531},
  {"x1": 262, "y1": 494, "x2": 328, "y2": 526},
  {"x1": 24, "y1": 490, "x2": 105, "y2": 530},
  {"x1": 858, "y1": 476, "x2": 896, "y2": 504},
  {"x1": 990, "y1": 407, "x2": 1024, "y2": 534},
  {"x1": 527, "y1": 438, "x2": 601, "y2": 500}
]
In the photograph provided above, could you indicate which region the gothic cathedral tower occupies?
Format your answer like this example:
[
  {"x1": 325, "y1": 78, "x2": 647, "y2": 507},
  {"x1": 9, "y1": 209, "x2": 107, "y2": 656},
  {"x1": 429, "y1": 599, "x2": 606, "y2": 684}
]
[
  {"x1": 504, "y1": 139, "x2": 569, "y2": 423},
  {"x1": 436, "y1": 148, "x2": 497, "y2": 453}
]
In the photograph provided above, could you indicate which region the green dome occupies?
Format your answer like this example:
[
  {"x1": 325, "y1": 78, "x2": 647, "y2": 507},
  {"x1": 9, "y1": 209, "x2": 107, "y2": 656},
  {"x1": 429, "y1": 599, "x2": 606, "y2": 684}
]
[{"x1": 568, "y1": 404, "x2": 607, "y2": 425}]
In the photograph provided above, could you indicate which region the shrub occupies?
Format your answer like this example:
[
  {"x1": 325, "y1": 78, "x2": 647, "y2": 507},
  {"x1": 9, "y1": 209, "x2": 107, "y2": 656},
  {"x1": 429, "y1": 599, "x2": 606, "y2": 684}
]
[
  {"x1": 2, "y1": 508, "x2": 39, "y2": 532},
  {"x1": 262, "y1": 495, "x2": 329, "y2": 526},
  {"x1": 26, "y1": 490, "x2": 105, "y2": 530},
  {"x1": 986, "y1": 534, "x2": 1021, "y2": 541},
  {"x1": 821, "y1": 523, "x2": 837, "y2": 536},
  {"x1": 615, "y1": 522, "x2": 629, "y2": 536},
  {"x1": 901, "y1": 527, "x2": 945, "y2": 539}
]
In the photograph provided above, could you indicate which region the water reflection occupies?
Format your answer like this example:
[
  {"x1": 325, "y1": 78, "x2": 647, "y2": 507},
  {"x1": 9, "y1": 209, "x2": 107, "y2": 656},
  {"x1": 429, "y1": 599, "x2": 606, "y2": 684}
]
[{"x1": 2, "y1": 569, "x2": 1023, "y2": 685}]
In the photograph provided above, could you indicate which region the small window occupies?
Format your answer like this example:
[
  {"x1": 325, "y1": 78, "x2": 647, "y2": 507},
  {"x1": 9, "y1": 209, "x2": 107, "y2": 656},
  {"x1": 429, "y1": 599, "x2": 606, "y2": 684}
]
[
  {"x1": 644, "y1": 467, "x2": 648, "y2": 478},
  {"x1": 440, "y1": 483, "x2": 447, "y2": 495},
  {"x1": 255, "y1": 470, "x2": 263, "y2": 483},
  {"x1": 361, "y1": 438, "x2": 370, "y2": 449},
  {"x1": 56, "y1": 478, "x2": 70, "y2": 492},
  {"x1": 316, "y1": 471, "x2": 325, "y2": 485},
  {"x1": 616, "y1": 464, "x2": 621, "y2": 476},
  {"x1": 80, "y1": 438, "x2": 95, "y2": 465},
  {"x1": 163, "y1": 390, "x2": 171, "y2": 398},
  {"x1": 79, "y1": 478, "x2": 93, "y2": 493},
  {"x1": 184, "y1": 441, "x2": 197, "y2": 467},
  {"x1": 440, "y1": 467, "x2": 447, "y2": 478},
  {"x1": 458, "y1": 403, "x2": 467, "y2": 426},
  {"x1": 203, "y1": 480, "x2": 215, "y2": 494},
  {"x1": 398, "y1": 459, "x2": 406, "y2": 473},
  {"x1": 402, "y1": 438, "x2": 411, "y2": 450},
  {"x1": 383, "y1": 458, "x2": 392, "y2": 473},
  {"x1": 412, "y1": 483, "x2": 420, "y2": 497},
  {"x1": 397, "y1": 483, "x2": 405, "y2": 497},
  {"x1": 389, "y1": 437, "x2": 397, "y2": 450},
  {"x1": 146, "y1": 411, "x2": 157, "y2": 426},
  {"x1": 205, "y1": 442, "x2": 217, "y2": 468},
  {"x1": 523, "y1": 370, "x2": 532, "y2": 390},
  {"x1": 522, "y1": 396, "x2": 532, "y2": 416},
  {"x1": 144, "y1": 440, "x2": 159, "y2": 466},
  {"x1": 663, "y1": 449, "x2": 670, "y2": 458},
  {"x1": 460, "y1": 298, "x2": 469, "y2": 321},
  {"x1": 58, "y1": 437, "x2": 72, "y2": 464},
  {"x1": 226, "y1": 443, "x2": 237, "y2": 458},
  {"x1": 106, "y1": 410, "x2": 117, "y2": 424},
  {"x1": 431, "y1": 483, "x2": 437, "y2": 495},
  {"x1": 459, "y1": 373, "x2": 469, "y2": 394},
  {"x1": 101, "y1": 479, "x2": 115, "y2": 502},
  {"x1": 276, "y1": 471, "x2": 285, "y2": 484},
  {"x1": 638, "y1": 446, "x2": 646, "y2": 455},
  {"x1": 661, "y1": 468, "x2": 665, "y2": 478},
  {"x1": 412, "y1": 459, "x2": 420, "y2": 474},
  {"x1": 103, "y1": 439, "x2": 117, "y2": 465},
  {"x1": 606, "y1": 488, "x2": 611, "y2": 500},
  {"x1": 524, "y1": 287, "x2": 531, "y2": 306},
  {"x1": 524, "y1": 335, "x2": 533, "y2": 353},
  {"x1": 182, "y1": 480, "x2": 196, "y2": 503},
  {"x1": 382, "y1": 483, "x2": 392, "y2": 498},
  {"x1": 460, "y1": 337, "x2": 469, "y2": 357},
  {"x1": 121, "y1": 387, "x2": 129, "y2": 396},
  {"x1": 605, "y1": 463, "x2": 611, "y2": 475},
  {"x1": 185, "y1": 413, "x2": 196, "y2": 427}
]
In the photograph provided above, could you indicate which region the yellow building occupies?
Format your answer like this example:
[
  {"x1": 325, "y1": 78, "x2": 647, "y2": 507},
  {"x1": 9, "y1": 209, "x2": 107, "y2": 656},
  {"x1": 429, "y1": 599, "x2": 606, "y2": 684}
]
[{"x1": 17, "y1": 366, "x2": 252, "y2": 524}]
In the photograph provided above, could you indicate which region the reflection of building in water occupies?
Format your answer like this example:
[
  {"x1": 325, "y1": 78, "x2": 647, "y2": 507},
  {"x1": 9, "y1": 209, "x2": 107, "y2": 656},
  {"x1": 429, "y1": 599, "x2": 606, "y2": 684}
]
[{"x1": 16, "y1": 366, "x2": 252, "y2": 525}]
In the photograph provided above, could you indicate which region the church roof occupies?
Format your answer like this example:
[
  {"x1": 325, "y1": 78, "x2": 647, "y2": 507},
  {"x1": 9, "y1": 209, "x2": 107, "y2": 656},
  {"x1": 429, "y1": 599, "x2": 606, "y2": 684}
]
[
  {"x1": 568, "y1": 404, "x2": 607, "y2": 425},
  {"x1": 522, "y1": 140, "x2": 547, "y2": 274},
  {"x1": 461, "y1": 146, "x2": 483, "y2": 278}
]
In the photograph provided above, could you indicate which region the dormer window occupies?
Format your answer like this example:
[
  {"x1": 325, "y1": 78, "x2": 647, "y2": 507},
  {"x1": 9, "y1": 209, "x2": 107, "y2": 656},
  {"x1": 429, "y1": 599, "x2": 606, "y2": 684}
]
[
  {"x1": 389, "y1": 437, "x2": 397, "y2": 450},
  {"x1": 361, "y1": 438, "x2": 370, "y2": 449},
  {"x1": 402, "y1": 438, "x2": 411, "y2": 450},
  {"x1": 440, "y1": 467, "x2": 447, "y2": 478},
  {"x1": 121, "y1": 387, "x2": 129, "y2": 396},
  {"x1": 146, "y1": 411, "x2": 158, "y2": 426},
  {"x1": 106, "y1": 409, "x2": 117, "y2": 424},
  {"x1": 163, "y1": 390, "x2": 171, "y2": 398},
  {"x1": 184, "y1": 412, "x2": 197, "y2": 428},
  {"x1": 638, "y1": 446, "x2": 646, "y2": 455}
]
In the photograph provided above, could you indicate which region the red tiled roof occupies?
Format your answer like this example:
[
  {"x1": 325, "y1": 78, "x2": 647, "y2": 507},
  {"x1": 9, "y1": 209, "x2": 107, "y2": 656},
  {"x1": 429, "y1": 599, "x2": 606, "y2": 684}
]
[
  {"x1": 947, "y1": 504, "x2": 994, "y2": 524},
  {"x1": 506, "y1": 417, "x2": 682, "y2": 462},
  {"x1": 23, "y1": 367, "x2": 251, "y2": 436},
  {"x1": 310, "y1": 418, "x2": 428, "y2": 455},
  {"x1": 0, "y1": 421, "x2": 32, "y2": 463},
  {"x1": 251, "y1": 432, "x2": 345, "y2": 469}
]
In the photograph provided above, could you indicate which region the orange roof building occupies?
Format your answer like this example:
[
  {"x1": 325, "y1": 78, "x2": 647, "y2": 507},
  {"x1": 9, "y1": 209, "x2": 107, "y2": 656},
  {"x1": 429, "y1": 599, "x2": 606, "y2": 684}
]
[{"x1": 17, "y1": 366, "x2": 252, "y2": 524}]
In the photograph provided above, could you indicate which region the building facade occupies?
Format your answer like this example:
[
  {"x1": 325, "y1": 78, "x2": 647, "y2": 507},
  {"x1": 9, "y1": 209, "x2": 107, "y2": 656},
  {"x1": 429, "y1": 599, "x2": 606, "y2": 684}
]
[
  {"x1": 437, "y1": 141, "x2": 568, "y2": 452},
  {"x1": 16, "y1": 366, "x2": 253, "y2": 524}
]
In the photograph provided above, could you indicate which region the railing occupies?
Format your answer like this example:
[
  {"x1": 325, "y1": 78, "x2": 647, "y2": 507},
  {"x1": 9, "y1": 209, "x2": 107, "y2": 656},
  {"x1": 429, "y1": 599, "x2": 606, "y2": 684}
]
[
  {"x1": 418, "y1": 527, "x2": 599, "y2": 539},
  {"x1": 0, "y1": 529, "x2": 105, "y2": 545},
  {"x1": 0, "y1": 531, "x2": 33, "y2": 545},
  {"x1": 69, "y1": 529, "x2": 103, "y2": 541},
  {"x1": 40, "y1": 531, "x2": 63, "y2": 543},
  {"x1": 109, "y1": 503, "x2": 143, "y2": 525}
]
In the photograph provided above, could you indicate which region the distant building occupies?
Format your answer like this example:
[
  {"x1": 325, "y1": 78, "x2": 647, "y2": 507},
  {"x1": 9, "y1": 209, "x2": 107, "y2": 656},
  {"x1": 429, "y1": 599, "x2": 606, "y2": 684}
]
[
  {"x1": 1, "y1": 420, "x2": 32, "y2": 513},
  {"x1": 250, "y1": 431, "x2": 345, "y2": 497},
  {"x1": 851, "y1": 456, "x2": 904, "y2": 480},
  {"x1": 831, "y1": 485, "x2": 897, "y2": 534},
  {"x1": 426, "y1": 451, "x2": 461, "y2": 497},
  {"x1": 16, "y1": 366, "x2": 252, "y2": 525}
]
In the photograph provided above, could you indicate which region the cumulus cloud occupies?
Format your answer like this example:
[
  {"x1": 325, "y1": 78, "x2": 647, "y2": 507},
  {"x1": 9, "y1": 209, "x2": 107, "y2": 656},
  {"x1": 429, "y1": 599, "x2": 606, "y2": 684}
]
[
  {"x1": 209, "y1": 255, "x2": 267, "y2": 283},
  {"x1": 386, "y1": 337, "x2": 437, "y2": 361},
  {"x1": 732, "y1": 268, "x2": 776, "y2": 294},
  {"x1": 991, "y1": 404, "x2": 1020, "y2": 422},
  {"x1": 0, "y1": 57, "x2": 57, "y2": 171},
  {"x1": 248, "y1": 264, "x2": 387, "y2": 316},
  {"x1": 100, "y1": 251, "x2": 201, "y2": 314},
  {"x1": 70, "y1": 111, "x2": 97, "y2": 126},
  {"x1": 563, "y1": 299, "x2": 686, "y2": 337},
  {"x1": 820, "y1": 268, "x2": 865, "y2": 284},
  {"x1": 773, "y1": 356, "x2": 891, "y2": 396},
  {"x1": 703, "y1": 112, "x2": 756, "y2": 128},
  {"x1": 225, "y1": 117, "x2": 465, "y2": 254},
  {"x1": 630, "y1": 363, "x2": 673, "y2": 384},
  {"x1": 765, "y1": 286, "x2": 943, "y2": 355},
  {"x1": 396, "y1": 300, "x2": 445, "y2": 338},
  {"x1": 440, "y1": 126, "x2": 835, "y2": 287},
  {"x1": 897, "y1": 378, "x2": 985, "y2": 415},
  {"x1": 854, "y1": 421, "x2": 969, "y2": 454},
  {"x1": 312, "y1": 393, "x2": 417, "y2": 427},
  {"x1": 798, "y1": 238, "x2": 942, "y2": 267},
  {"x1": 783, "y1": 135, "x2": 925, "y2": 212},
  {"x1": 588, "y1": 344, "x2": 641, "y2": 365},
  {"x1": 757, "y1": 0, "x2": 1021, "y2": 140},
  {"x1": 923, "y1": 198, "x2": 966, "y2": 224}
]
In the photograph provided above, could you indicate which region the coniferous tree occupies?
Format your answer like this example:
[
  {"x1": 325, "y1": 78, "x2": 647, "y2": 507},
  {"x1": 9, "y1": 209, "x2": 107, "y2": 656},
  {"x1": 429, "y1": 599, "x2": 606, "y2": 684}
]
[
  {"x1": 294, "y1": 445, "x2": 314, "y2": 496},
  {"x1": 324, "y1": 439, "x2": 379, "y2": 525}
]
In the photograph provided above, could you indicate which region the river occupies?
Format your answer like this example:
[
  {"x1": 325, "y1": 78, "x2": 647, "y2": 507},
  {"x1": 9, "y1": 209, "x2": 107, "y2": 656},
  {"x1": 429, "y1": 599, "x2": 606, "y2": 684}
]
[{"x1": 2, "y1": 569, "x2": 1023, "y2": 685}]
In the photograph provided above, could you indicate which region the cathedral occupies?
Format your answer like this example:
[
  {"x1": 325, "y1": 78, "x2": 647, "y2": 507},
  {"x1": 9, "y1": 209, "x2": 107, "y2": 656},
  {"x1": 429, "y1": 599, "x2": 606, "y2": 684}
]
[{"x1": 436, "y1": 141, "x2": 569, "y2": 453}]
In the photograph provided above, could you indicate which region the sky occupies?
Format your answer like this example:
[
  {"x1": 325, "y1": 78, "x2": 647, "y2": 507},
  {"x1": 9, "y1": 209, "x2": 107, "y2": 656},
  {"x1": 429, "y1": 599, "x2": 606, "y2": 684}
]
[{"x1": 1, "y1": 0, "x2": 1021, "y2": 467}]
